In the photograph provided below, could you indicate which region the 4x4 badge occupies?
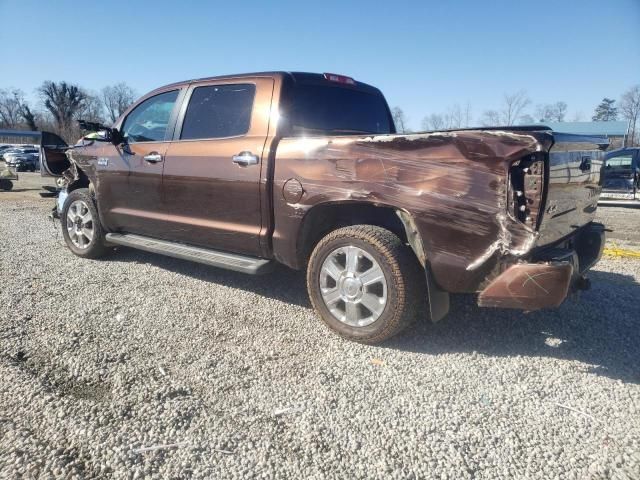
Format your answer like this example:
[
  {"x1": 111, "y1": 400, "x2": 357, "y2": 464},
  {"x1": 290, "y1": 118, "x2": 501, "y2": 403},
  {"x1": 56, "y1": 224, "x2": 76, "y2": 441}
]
[{"x1": 97, "y1": 157, "x2": 109, "y2": 166}]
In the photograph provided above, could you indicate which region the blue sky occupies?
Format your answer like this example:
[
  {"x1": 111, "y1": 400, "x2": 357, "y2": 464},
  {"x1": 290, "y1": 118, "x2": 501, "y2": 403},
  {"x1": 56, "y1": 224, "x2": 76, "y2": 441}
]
[{"x1": 1, "y1": 0, "x2": 639, "y2": 129}]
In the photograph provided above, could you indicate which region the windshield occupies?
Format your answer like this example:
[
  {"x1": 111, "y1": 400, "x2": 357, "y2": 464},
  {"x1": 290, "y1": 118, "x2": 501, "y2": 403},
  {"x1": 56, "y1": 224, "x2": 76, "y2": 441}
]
[{"x1": 285, "y1": 84, "x2": 392, "y2": 136}]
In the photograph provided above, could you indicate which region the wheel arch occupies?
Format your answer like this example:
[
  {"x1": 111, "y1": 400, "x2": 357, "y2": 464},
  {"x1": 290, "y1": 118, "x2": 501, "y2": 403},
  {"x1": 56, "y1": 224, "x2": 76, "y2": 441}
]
[
  {"x1": 296, "y1": 201, "x2": 411, "y2": 266},
  {"x1": 66, "y1": 165, "x2": 93, "y2": 194},
  {"x1": 294, "y1": 200, "x2": 450, "y2": 322}
]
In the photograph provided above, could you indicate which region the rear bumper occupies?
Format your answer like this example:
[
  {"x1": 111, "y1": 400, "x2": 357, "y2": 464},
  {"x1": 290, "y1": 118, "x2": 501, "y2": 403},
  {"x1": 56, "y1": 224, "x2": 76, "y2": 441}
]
[
  {"x1": 478, "y1": 222, "x2": 605, "y2": 310},
  {"x1": 598, "y1": 199, "x2": 640, "y2": 208},
  {"x1": 599, "y1": 189, "x2": 639, "y2": 207}
]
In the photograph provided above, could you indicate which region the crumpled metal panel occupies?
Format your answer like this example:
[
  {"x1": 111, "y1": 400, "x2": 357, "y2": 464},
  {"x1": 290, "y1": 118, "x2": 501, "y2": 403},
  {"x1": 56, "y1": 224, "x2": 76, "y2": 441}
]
[
  {"x1": 273, "y1": 130, "x2": 554, "y2": 293},
  {"x1": 477, "y1": 262, "x2": 573, "y2": 310}
]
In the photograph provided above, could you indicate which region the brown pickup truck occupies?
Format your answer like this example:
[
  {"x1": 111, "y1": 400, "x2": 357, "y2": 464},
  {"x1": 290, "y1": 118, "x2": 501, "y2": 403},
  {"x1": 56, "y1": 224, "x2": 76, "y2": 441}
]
[{"x1": 41, "y1": 71, "x2": 607, "y2": 344}]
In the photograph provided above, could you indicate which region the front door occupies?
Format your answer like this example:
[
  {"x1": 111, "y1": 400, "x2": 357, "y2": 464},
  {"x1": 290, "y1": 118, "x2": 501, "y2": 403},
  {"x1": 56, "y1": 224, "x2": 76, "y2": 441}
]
[
  {"x1": 162, "y1": 79, "x2": 274, "y2": 256},
  {"x1": 101, "y1": 89, "x2": 182, "y2": 236}
]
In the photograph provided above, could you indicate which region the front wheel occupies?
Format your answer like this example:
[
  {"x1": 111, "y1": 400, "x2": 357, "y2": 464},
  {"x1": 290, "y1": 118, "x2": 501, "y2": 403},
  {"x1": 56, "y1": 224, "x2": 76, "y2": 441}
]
[
  {"x1": 306, "y1": 225, "x2": 424, "y2": 344},
  {"x1": 61, "y1": 188, "x2": 108, "y2": 259}
]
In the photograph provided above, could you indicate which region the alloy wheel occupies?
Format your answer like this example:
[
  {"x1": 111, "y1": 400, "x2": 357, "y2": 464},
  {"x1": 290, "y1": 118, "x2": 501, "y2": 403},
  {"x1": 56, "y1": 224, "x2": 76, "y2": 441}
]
[
  {"x1": 66, "y1": 200, "x2": 94, "y2": 249},
  {"x1": 319, "y1": 245, "x2": 388, "y2": 327}
]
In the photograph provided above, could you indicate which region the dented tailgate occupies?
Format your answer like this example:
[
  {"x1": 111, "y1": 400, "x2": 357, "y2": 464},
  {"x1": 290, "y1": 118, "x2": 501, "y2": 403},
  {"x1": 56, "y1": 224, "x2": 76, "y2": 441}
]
[{"x1": 536, "y1": 133, "x2": 606, "y2": 246}]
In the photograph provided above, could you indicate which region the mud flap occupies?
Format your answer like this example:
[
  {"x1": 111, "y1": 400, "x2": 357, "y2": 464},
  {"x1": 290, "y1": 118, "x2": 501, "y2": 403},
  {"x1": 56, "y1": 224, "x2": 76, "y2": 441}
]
[
  {"x1": 396, "y1": 209, "x2": 450, "y2": 322},
  {"x1": 425, "y1": 266, "x2": 450, "y2": 322}
]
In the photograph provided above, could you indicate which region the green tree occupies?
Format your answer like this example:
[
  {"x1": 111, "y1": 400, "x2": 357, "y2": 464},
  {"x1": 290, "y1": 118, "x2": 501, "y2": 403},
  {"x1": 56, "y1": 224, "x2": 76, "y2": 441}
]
[{"x1": 592, "y1": 98, "x2": 618, "y2": 121}]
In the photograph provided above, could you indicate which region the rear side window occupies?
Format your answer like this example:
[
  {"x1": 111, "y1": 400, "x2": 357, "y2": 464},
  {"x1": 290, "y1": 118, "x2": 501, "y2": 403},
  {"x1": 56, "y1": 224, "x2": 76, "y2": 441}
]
[
  {"x1": 181, "y1": 84, "x2": 255, "y2": 140},
  {"x1": 122, "y1": 90, "x2": 179, "y2": 143},
  {"x1": 285, "y1": 85, "x2": 392, "y2": 136}
]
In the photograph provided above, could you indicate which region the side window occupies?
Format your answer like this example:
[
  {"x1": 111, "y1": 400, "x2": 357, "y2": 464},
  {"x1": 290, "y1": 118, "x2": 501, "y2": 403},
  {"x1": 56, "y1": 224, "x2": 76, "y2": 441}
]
[
  {"x1": 180, "y1": 84, "x2": 255, "y2": 140},
  {"x1": 122, "y1": 90, "x2": 179, "y2": 143},
  {"x1": 605, "y1": 155, "x2": 633, "y2": 171}
]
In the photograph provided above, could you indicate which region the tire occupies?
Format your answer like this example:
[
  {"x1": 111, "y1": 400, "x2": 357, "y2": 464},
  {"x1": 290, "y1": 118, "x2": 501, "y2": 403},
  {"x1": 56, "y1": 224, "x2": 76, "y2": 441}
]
[
  {"x1": 61, "y1": 188, "x2": 108, "y2": 259},
  {"x1": 0, "y1": 179, "x2": 12, "y2": 191},
  {"x1": 306, "y1": 225, "x2": 425, "y2": 344}
]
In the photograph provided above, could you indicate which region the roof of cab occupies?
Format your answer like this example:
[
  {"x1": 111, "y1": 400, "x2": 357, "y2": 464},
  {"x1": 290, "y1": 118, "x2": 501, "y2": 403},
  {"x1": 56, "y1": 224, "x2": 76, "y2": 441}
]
[{"x1": 149, "y1": 71, "x2": 381, "y2": 95}]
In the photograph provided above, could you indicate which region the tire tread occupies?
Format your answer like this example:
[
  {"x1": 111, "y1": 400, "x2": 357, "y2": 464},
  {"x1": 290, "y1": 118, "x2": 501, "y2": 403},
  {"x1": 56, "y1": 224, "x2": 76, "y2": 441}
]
[{"x1": 307, "y1": 225, "x2": 424, "y2": 344}]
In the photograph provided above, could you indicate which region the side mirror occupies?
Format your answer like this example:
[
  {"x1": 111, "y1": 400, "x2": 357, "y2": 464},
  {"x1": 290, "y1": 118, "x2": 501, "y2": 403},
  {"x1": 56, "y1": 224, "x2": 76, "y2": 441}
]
[
  {"x1": 109, "y1": 128, "x2": 125, "y2": 146},
  {"x1": 78, "y1": 120, "x2": 124, "y2": 146}
]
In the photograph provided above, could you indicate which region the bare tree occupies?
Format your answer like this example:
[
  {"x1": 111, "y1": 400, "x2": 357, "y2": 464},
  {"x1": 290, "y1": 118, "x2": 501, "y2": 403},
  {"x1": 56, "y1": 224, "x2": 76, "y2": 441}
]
[
  {"x1": 445, "y1": 104, "x2": 463, "y2": 129},
  {"x1": 38, "y1": 81, "x2": 87, "y2": 132},
  {"x1": 102, "y1": 83, "x2": 137, "y2": 124},
  {"x1": 0, "y1": 88, "x2": 26, "y2": 128},
  {"x1": 391, "y1": 107, "x2": 409, "y2": 133},
  {"x1": 502, "y1": 90, "x2": 531, "y2": 125},
  {"x1": 620, "y1": 85, "x2": 640, "y2": 146},
  {"x1": 536, "y1": 104, "x2": 550, "y2": 122},
  {"x1": 481, "y1": 91, "x2": 531, "y2": 126},
  {"x1": 462, "y1": 102, "x2": 472, "y2": 128},
  {"x1": 536, "y1": 101, "x2": 567, "y2": 122},
  {"x1": 422, "y1": 113, "x2": 445, "y2": 131},
  {"x1": 422, "y1": 102, "x2": 472, "y2": 131},
  {"x1": 481, "y1": 109, "x2": 501, "y2": 126},
  {"x1": 19, "y1": 104, "x2": 38, "y2": 131},
  {"x1": 79, "y1": 92, "x2": 106, "y2": 124}
]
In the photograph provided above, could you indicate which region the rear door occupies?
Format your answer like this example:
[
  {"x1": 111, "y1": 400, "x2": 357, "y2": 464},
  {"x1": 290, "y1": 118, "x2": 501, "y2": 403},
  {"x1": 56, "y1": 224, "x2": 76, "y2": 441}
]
[
  {"x1": 161, "y1": 78, "x2": 274, "y2": 256},
  {"x1": 100, "y1": 89, "x2": 183, "y2": 236}
]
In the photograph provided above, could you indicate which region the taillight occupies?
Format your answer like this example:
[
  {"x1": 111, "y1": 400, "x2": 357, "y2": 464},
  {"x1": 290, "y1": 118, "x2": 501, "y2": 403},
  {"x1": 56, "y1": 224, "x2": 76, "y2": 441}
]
[
  {"x1": 323, "y1": 73, "x2": 356, "y2": 85},
  {"x1": 508, "y1": 154, "x2": 545, "y2": 229}
]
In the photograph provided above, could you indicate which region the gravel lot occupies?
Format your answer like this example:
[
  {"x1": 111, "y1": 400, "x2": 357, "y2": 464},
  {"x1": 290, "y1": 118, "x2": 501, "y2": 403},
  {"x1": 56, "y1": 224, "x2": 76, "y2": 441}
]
[{"x1": 1, "y1": 173, "x2": 639, "y2": 479}]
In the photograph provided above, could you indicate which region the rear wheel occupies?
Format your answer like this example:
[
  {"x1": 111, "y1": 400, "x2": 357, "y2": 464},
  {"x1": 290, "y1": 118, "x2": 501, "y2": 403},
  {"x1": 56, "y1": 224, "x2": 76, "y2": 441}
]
[
  {"x1": 61, "y1": 188, "x2": 108, "y2": 258},
  {"x1": 307, "y1": 225, "x2": 424, "y2": 344},
  {"x1": 0, "y1": 179, "x2": 13, "y2": 191}
]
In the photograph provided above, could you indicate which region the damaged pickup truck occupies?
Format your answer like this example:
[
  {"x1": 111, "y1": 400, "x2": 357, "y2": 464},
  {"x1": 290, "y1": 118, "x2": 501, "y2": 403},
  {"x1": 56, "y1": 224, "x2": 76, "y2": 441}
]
[{"x1": 41, "y1": 72, "x2": 607, "y2": 344}]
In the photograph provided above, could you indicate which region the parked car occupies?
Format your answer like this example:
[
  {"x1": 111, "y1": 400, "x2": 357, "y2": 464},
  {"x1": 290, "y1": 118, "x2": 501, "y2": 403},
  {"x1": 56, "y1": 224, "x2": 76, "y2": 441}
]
[
  {"x1": 0, "y1": 145, "x2": 18, "y2": 161},
  {"x1": 4, "y1": 146, "x2": 40, "y2": 171},
  {"x1": 3, "y1": 146, "x2": 39, "y2": 164},
  {"x1": 0, "y1": 144, "x2": 14, "y2": 156},
  {"x1": 599, "y1": 147, "x2": 640, "y2": 207},
  {"x1": 6, "y1": 151, "x2": 39, "y2": 171},
  {"x1": 41, "y1": 71, "x2": 607, "y2": 344}
]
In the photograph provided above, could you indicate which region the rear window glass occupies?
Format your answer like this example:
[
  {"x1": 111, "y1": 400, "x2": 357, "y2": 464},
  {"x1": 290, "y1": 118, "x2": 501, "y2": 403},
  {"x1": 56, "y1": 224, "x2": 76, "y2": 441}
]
[
  {"x1": 285, "y1": 85, "x2": 392, "y2": 136},
  {"x1": 181, "y1": 84, "x2": 255, "y2": 140}
]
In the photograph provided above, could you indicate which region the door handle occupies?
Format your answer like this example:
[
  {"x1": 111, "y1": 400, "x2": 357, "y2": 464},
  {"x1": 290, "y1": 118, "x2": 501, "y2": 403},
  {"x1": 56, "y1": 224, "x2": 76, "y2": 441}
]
[
  {"x1": 232, "y1": 151, "x2": 259, "y2": 166},
  {"x1": 144, "y1": 153, "x2": 163, "y2": 163}
]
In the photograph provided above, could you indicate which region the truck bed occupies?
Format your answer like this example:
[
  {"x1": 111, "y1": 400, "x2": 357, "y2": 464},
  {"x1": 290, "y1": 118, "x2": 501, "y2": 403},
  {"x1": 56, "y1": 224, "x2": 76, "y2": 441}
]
[{"x1": 272, "y1": 128, "x2": 607, "y2": 294}]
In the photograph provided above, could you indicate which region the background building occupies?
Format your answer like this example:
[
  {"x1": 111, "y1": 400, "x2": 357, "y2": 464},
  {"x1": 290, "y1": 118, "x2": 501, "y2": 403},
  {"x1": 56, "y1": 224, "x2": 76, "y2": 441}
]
[{"x1": 539, "y1": 121, "x2": 630, "y2": 149}]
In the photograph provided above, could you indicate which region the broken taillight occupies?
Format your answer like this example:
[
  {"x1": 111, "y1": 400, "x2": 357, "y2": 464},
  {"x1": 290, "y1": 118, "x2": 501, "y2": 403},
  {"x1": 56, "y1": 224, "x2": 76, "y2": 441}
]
[
  {"x1": 508, "y1": 154, "x2": 545, "y2": 229},
  {"x1": 323, "y1": 73, "x2": 356, "y2": 85}
]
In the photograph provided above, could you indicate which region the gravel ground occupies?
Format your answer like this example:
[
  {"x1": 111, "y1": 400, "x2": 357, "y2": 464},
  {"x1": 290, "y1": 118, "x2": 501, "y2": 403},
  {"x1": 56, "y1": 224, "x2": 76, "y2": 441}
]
[{"x1": 1, "y1": 173, "x2": 639, "y2": 479}]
